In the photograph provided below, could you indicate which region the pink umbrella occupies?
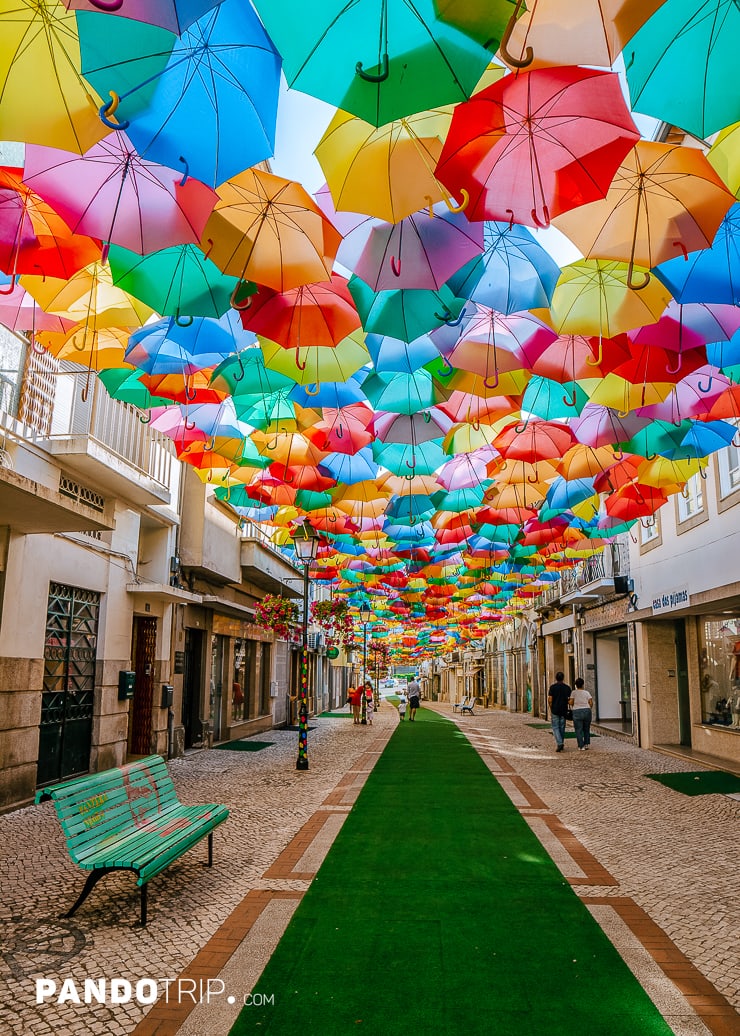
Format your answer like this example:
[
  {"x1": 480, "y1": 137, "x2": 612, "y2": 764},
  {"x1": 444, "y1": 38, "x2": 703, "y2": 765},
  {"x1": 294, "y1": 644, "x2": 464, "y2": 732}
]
[
  {"x1": 435, "y1": 447, "x2": 498, "y2": 490},
  {"x1": 629, "y1": 301, "x2": 740, "y2": 355},
  {"x1": 63, "y1": 1, "x2": 221, "y2": 34},
  {"x1": 351, "y1": 203, "x2": 484, "y2": 291},
  {"x1": 434, "y1": 306, "x2": 556, "y2": 381},
  {"x1": 374, "y1": 409, "x2": 454, "y2": 444},
  {"x1": 636, "y1": 367, "x2": 732, "y2": 422},
  {"x1": 23, "y1": 135, "x2": 217, "y2": 258},
  {"x1": 570, "y1": 403, "x2": 650, "y2": 448},
  {"x1": 0, "y1": 282, "x2": 75, "y2": 334}
]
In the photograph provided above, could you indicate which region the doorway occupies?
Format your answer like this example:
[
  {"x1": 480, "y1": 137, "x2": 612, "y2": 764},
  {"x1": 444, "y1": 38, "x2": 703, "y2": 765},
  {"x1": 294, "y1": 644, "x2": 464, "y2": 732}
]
[
  {"x1": 182, "y1": 628, "x2": 203, "y2": 749},
  {"x1": 675, "y1": 620, "x2": 691, "y2": 746},
  {"x1": 128, "y1": 616, "x2": 157, "y2": 757}
]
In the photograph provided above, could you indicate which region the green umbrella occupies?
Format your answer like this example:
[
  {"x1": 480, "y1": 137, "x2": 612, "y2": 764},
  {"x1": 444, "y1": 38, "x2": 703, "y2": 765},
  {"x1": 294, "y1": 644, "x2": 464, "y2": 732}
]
[
  {"x1": 97, "y1": 367, "x2": 172, "y2": 410},
  {"x1": 252, "y1": 0, "x2": 491, "y2": 127},
  {"x1": 626, "y1": 0, "x2": 740, "y2": 139},
  {"x1": 362, "y1": 369, "x2": 441, "y2": 415},
  {"x1": 210, "y1": 349, "x2": 296, "y2": 397},
  {"x1": 108, "y1": 243, "x2": 245, "y2": 319},
  {"x1": 349, "y1": 276, "x2": 465, "y2": 342},
  {"x1": 521, "y1": 376, "x2": 590, "y2": 421},
  {"x1": 373, "y1": 439, "x2": 446, "y2": 475}
]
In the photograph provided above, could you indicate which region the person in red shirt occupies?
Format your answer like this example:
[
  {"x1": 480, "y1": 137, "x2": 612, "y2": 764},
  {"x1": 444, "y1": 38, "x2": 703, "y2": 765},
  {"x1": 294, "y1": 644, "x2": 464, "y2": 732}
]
[{"x1": 348, "y1": 685, "x2": 363, "y2": 724}]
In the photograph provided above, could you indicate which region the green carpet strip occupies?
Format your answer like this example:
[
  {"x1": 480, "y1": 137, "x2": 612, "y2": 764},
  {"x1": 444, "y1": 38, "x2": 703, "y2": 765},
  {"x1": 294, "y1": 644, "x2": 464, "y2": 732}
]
[
  {"x1": 212, "y1": 740, "x2": 274, "y2": 752},
  {"x1": 647, "y1": 769, "x2": 740, "y2": 796},
  {"x1": 231, "y1": 710, "x2": 673, "y2": 1036}
]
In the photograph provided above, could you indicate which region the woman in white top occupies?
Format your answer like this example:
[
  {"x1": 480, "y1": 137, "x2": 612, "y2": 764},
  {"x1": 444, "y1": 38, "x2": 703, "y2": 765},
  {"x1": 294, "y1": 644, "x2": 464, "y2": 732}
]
[{"x1": 569, "y1": 678, "x2": 593, "y2": 750}]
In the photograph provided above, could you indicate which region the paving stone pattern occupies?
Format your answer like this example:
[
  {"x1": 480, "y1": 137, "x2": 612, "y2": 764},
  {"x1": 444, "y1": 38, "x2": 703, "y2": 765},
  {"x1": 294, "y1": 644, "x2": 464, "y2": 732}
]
[{"x1": 0, "y1": 703, "x2": 738, "y2": 1035}]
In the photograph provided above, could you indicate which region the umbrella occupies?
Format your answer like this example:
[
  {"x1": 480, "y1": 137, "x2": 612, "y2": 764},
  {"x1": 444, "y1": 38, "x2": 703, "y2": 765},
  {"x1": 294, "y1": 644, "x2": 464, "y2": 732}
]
[
  {"x1": 252, "y1": 0, "x2": 492, "y2": 127},
  {"x1": 570, "y1": 403, "x2": 650, "y2": 448},
  {"x1": 348, "y1": 277, "x2": 465, "y2": 343},
  {"x1": 500, "y1": 0, "x2": 666, "y2": 70},
  {"x1": 260, "y1": 330, "x2": 370, "y2": 387},
  {"x1": 108, "y1": 243, "x2": 241, "y2": 319},
  {"x1": 97, "y1": 366, "x2": 173, "y2": 410},
  {"x1": 314, "y1": 107, "x2": 455, "y2": 223},
  {"x1": 24, "y1": 135, "x2": 217, "y2": 258},
  {"x1": 79, "y1": 0, "x2": 282, "y2": 186},
  {"x1": 447, "y1": 220, "x2": 560, "y2": 314},
  {"x1": 350, "y1": 204, "x2": 484, "y2": 292},
  {"x1": 0, "y1": 282, "x2": 75, "y2": 335},
  {"x1": 37, "y1": 323, "x2": 131, "y2": 372},
  {"x1": 125, "y1": 312, "x2": 244, "y2": 375},
  {"x1": 436, "y1": 307, "x2": 556, "y2": 380},
  {"x1": 495, "y1": 421, "x2": 574, "y2": 462},
  {"x1": 531, "y1": 333, "x2": 631, "y2": 382},
  {"x1": 549, "y1": 259, "x2": 672, "y2": 337},
  {"x1": 0, "y1": 0, "x2": 108, "y2": 153},
  {"x1": 435, "y1": 66, "x2": 639, "y2": 227},
  {"x1": 362, "y1": 369, "x2": 443, "y2": 416},
  {"x1": 140, "y1": 367, "x2": 228, "y2": 405},
  {"x1": 625, "y1": 0, "x2": 740, "y2": 140},
  {"x1": 0, "y1": 165, "x2": 103, "y2": 282},
  {"x1": 203, "y1": 168, "x2": 342, "y2": 293},
  {"x1": 64, "y1": 1, "x2": 222, "y2": 34},
  {"x1": 707, "y1": 122, "x2": 740, "y2": 197},
  {"x1": 553, "y1": 141, "x2": 734, "y2": 288},
  {"x1": 653, "y1": 205, "x2": 740, "y2": 307},
  {"x1": 365, "y1": 333, "x2": 439, "y2": 374},
  {"x1": 239, "y1": 276, "x2": 361, "y2": 349},
  {"x1": 21, "y1": 260, "x2": 153, "y2": 330}
]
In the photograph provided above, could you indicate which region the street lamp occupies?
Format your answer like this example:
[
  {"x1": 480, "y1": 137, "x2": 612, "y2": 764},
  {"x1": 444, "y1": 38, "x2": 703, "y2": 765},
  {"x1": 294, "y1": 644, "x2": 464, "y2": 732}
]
[
  {"x1": 294, "y1": 520, "x2": 319, "y2": 771},
  {"x1": 359, "y1": 601, "x2": 372, "y2": 725}
]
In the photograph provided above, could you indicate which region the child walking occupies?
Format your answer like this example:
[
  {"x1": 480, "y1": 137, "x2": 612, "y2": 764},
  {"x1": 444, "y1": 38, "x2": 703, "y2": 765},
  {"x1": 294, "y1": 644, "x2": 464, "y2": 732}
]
[{"x1": 398, "y1": 692, "x2": 407, "y2": 721}]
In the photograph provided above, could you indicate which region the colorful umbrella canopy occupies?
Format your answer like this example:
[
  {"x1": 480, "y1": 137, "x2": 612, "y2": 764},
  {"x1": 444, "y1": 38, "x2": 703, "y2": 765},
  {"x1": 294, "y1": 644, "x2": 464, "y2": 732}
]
[
  {"x1": 64, "y1": 1, "x2": 222, "y2": 34},
  {"x1": 435, "y1": 66, "x2": 640, "y2": 227},
  {"x1": 239, "y1": 276, "x2": 361, "y2": 349}
]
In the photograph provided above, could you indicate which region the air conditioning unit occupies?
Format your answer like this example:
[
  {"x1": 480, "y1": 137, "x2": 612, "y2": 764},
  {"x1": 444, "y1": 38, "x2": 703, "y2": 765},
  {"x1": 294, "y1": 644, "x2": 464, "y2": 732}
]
[
  {"x1": 613, "y1": 575, "x2": 633, "y2": 595},
  {"x1": 307, "y1": 632, "x2": 322, "y2": 650}
]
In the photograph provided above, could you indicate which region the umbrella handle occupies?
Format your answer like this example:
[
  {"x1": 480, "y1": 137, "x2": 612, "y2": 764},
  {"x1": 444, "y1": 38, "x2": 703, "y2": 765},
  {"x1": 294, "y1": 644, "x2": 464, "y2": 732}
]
[
  {"x1": 355, "y1": 53, "x2": 389, "y2": 82},
  {"x1": 185, "y1": 380, "x2": 197, "y2": 401},
  {"x1": 640, "y1": 515, "x2": 655, "y2": 529},
  {"x1": 335, "y1": 424, "x2": 344, "y2": 438},
  {"x1": 434, "y1": 306, "x2": 466, "y2": 327},
  {"x1": 31, "y1": 337, "x2": 46, "y2": 355},
  {"x1": 295, "y1": 347, "x2": 308, "y2": 371},
  {"x1": 184, "y1": 417, "x2": 196, "y2": 430},
  {"x1": 305, "y1": 382, "x2": 321, "y2": 396},
  {"x1": 203, "y1": 238, "x2": 214, "y2": 260},
  {"x1": 139, "y1": 412, "x2": 151, "y2": 425},
  {"x1": 626, "y1": 261, "x2": 651, "y2": 291},
  {"x1": 665, "y1": 353, "x2": 682, "y2": 375},
  {"x1": 585, "y1": 338, "x2": 603, "y2": 367},
  {"x1": 531, "y1": 205, "x2": 550, "y2": 228},
  {"x1": 674, "y1": 241, "x2": 689, "y2": 260},
  {"x1": 562, "y1": 389, "x2": 578, "y2": 407},
  {"x1": 443, "y1": 189, "x2": 469, "y2": 214},
  {"x1": 527, "y1": 471, "x2": 540, "y2": 484},
  {"x1": 514, "y1": 422, "x2": 528, "y2": 433},
  {"x1": 732, "y1": 434, "x2": 740, "y2": 449},
  {"x1": 231, "y1": 352, "x2": 246, "y2": 383},
  {"x1": 282, "y1": 468, "x2": 295, "y2": 484},
  {"x1": 506, "y1": 210, "x2": 515, "y2": 231},
  {"x1": 612, "y1": 448, "x2": 623, "y2": 461},
  {"x1": 230, "y1": 282, "x2": 253, "y2": 310},
  {"x1": 204, "y1": 436, "x2": 215, "y2": 451},
  {"x1": 178, "y1": 156, "x2": 189, "y2": 186},
  {"x1": 0, "y1": 275, "x2": 16, "y2": 295},
  {"x1": 696, "y1": 375, "x2": 713, "y2": 393},
  {"x1": 99, "y1": 92, "x2": 130, "y2": 131},
  {"x1": 89, "y1": 0, "x2": 123, "y2": 9},
  {"x1": 483, "y1": 373, "x2": 500, "y2": 390},
  {"x1": 699, "y1": 464, "x2": 708, "y2": 480},
  {"x1": 423, "y1": 196, "x2": 435, "y2": 218},
  {"x1": 617, "y1": 409, "x2": 630, "y2": 419},
  {"x1": 437, "y1": 357, "x2": 454, "y2": 378},
  {"x1": 175, "y1": 313, "x2": 194, "y2": 327},
  {"x1": 498, "y1": 0, "x2": 534, "y2": 67},
  {"x1": 390, "y1": 256, "x2": 401, "y2": 277},
  {"x1": 406, "y1": 455, "x2": 416, "y2": 470},
  {"x1": 422, "y1": 410, "x2": 432, "y2": 423}
]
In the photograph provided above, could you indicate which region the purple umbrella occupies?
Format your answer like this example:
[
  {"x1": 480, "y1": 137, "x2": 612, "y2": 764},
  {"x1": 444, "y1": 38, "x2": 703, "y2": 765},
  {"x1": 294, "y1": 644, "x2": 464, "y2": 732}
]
[
  {"x1": 23, "y1": 135, "x2": 216, "y2": 258},
  {"x1": 63, "y1": 1, "x2": 222, "y2": 34},
  {"x1": 570, "y1": 404, "x2": 651, "y2": 449}
]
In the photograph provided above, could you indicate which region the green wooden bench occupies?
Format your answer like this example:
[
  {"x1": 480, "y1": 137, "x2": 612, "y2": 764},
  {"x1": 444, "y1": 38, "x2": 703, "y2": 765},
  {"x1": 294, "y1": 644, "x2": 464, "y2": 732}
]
[{"x1": 36, "y1": 755, "x2": 229, "y2": 926}]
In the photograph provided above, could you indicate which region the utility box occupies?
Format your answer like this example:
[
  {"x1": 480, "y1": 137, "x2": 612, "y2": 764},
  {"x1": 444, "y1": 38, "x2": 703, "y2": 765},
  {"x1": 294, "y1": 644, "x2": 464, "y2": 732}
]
[
  {"x1": 118, "y1": 670, "x2": 136, "y2": 701},
  {"x1": 161, "y1": 684, "x2": 174, "y2": 708}
]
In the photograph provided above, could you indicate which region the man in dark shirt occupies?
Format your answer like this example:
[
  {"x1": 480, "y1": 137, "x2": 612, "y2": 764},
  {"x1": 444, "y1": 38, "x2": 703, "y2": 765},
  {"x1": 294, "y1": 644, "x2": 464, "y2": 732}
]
[{"x1": 548, "y1": 671, "x2": 571, "y2": 753}]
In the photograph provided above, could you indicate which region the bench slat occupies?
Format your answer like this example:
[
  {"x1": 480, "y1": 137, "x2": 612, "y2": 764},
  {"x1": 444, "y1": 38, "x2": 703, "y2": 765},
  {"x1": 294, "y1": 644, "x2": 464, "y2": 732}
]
[{"x1": 79, "y1": 806, "x2": 226, "y2": 869}]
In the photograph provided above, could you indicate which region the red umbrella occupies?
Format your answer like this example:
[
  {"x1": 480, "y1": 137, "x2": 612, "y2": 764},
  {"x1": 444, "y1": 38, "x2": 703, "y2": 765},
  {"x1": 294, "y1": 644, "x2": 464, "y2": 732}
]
[
  {"x1": 495, "y1": 420, "x2": 574, "y2": 462},
  {"x1": 531, "y1": 333, "x2": 631, "y2": 381},
  {"x1": 434, "y1": 66, "x2": 639, "y2": 227},
  {"x1": 605, "y1": 482, "x2": 668, "y2": 521},
  {"x1": 239, "y1": 274, "x2": 361, "y2": 348}
]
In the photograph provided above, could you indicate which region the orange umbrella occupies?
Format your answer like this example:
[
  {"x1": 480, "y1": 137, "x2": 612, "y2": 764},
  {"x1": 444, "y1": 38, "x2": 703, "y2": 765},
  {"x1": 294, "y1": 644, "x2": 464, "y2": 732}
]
[
  {"x1": 202, "y1": 168, "x2": 342, "y2": 292},
  {"x1": 554, "y1": 141, "x2": 735, "y2": 289}
]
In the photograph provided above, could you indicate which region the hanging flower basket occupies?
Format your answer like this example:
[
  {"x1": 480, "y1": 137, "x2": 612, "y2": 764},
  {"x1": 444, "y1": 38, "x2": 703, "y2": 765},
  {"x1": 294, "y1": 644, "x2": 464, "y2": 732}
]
[
  {"x1": 311, "y1": 599, "x2": 355, "y2": 648},
  {"x1": 254, "y1": 595, "x2": 299, "y2": 640}
]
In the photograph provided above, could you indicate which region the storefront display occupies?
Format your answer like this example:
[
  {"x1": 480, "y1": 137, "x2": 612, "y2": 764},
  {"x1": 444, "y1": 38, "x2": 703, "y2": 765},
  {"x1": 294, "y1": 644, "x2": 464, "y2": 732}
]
[{"x1": 698, "y1": 617, "x2": 740, "y2": 729}]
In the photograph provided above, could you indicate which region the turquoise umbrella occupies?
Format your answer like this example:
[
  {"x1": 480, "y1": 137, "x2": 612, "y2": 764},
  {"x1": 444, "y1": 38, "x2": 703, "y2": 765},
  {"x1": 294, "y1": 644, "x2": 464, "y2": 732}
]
[
  {"x1": 521, "y1": 376, "x2": 589, "y2": 420},
  {"x1": 625, "y1": 0, "x2": 740, "y2": 139},
  {"x1": 362, "y1": 369, "x2": 443, "y2": 415},
  {"x1": 349, "y1": 276, "x2": 465, "y2": 343},
  {"x1": 108, "y1": 244, "x2": 244, "y2": 319},
  {"x1": 373, "y1": 439, "x2": 446, "y2": 476}
]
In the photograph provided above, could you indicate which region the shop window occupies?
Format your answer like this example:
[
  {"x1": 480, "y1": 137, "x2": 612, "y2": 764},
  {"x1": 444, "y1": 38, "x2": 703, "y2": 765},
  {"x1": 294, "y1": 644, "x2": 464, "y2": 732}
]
[
  {"x1": 639, "y1": 512, "x2": 661, "y2": 550},
  {"x1": 698, "y1": 617, "x2": 740, "y2": 730}
]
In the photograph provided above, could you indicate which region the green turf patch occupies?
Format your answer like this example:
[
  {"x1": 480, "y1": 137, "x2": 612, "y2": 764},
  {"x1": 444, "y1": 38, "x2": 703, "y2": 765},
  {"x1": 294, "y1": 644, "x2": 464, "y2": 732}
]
[
  {"x1": 317, "y1": 711, "x2": 354, "y2": 718},
  {"x1": 646, "y1": 769, "x2": 740, "y2": 796},
  {"x1": 212, "y1": 740, "x2": 273, "y2": 752},
  {"x1": 231, "y1": 708, "x2": 673, "y2": 1036}
]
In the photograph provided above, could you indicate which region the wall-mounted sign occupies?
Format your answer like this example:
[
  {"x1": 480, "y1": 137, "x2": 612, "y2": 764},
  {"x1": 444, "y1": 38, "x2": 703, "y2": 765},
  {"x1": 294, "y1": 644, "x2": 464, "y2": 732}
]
[
  {"x1": 651, "y1": 586, "x2": 689, "y2": 616},
  {"x1": 326, "y1": 647, "x2": 339, "y2": 659},
  {"x1": 174, "y1": 651, "x2": 185, "y2": 674}
]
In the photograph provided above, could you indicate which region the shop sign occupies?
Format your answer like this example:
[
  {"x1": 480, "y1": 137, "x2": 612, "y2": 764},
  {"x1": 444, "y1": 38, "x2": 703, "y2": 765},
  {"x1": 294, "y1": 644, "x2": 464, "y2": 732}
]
[
  {"x1": 651, "y1": 585, "x2": 689, "y2": 615},
  {"x1": 326, "y1": 647, "x2": 339, "y2": 659}
]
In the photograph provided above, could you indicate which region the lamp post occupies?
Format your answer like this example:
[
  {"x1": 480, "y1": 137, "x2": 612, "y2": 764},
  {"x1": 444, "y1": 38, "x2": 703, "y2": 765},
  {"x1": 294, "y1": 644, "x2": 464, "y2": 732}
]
[
  {"x1": 293, "y1": 521, "x2": 319, "y2": 771},
  {"x1": 359, "y1": 601, "x2": 372, "y2": 725}
]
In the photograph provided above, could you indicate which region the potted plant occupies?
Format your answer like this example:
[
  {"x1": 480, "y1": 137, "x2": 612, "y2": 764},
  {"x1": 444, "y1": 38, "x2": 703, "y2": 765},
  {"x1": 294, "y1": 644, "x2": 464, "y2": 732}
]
[{"x1": 254, "y1": 595, "x2": 299, "y2": 640}]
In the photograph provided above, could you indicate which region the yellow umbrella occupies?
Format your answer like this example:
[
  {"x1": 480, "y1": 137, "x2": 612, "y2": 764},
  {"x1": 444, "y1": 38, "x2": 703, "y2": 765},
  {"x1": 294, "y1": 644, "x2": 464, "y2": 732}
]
[
  {"x1": 315, "y1": 107, "x2": 455, "y2": 223},
  {"x1": 259, "y1": 331, "x2": 370, "y2": 386},
  {"x1": 589, "y1": 373, "x2": 674, "y2": 412},
  {"x1": 0, "y1": 0, "x2": 109, "y2": 153},
  {"x1": 636, "y1": 456, "x2": 707, "y2": 488},
  {"x1": 707, "y1": 121, "x2": 740, "y2": 197},
  {"x1": 21, "y1": 262, "x2": 153, "y2": 329},
  {"x1": 549, "y1": 259, "x2": 672, "y2": 337},
  {"x1": 36, "y1": 323, "x2": 132, "y2": 370}
]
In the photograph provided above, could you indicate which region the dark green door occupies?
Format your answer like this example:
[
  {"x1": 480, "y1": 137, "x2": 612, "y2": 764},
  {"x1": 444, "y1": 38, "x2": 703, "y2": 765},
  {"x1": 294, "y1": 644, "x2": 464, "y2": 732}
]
[
  {"x1": 675, "y1": 620, "x2": 691, "y2": 746},
  {"x1": 38, "y1": 583, "x2": 99, "y2": 787}
]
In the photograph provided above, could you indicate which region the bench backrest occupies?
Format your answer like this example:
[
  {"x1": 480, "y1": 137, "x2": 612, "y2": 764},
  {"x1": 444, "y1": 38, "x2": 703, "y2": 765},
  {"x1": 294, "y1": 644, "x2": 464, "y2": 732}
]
[{"x1": 36, "y1": 756, "x2": 179, "y2": 864}]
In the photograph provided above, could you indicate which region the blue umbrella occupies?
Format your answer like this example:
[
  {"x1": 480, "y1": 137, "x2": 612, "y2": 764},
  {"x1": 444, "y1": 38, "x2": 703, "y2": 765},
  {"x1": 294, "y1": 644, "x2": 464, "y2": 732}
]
[
  {"x1": 653, "y1": 205, "x2": 740, "y2": 305},
  {"x1": 126, "y1": 310, "x2": 246, "y2": 374},
  {"x1": 669, "y1": 419, "x2": 738, "y2": 460},
  {"x1": 540, "y1": 477, "x2": 596, "y2": 518},
  {"x1": 365, "y1": 332, "x2": 439, "y2": 374},
  {"x1": 321, "y1": 448, "x2": 378, "y2": 485},
  {"x1": 289, "y1": 374, "x2": 368, "y2": 408},
  {"x1": 373, "y1": 439, "x2": 446, "y2": 476},
  {"x1": 80, "y1": 0, "x2": 281, "y2": 185},
  {"x1": 447, "y1": 221, "x2": 560, "y2": 314}
]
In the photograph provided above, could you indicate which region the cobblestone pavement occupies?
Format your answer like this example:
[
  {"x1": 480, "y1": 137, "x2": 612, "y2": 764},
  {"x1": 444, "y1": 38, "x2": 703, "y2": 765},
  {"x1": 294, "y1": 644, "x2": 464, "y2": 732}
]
[{"x1": 1, "y1": 703, "x2": 738, "y2": 1036}]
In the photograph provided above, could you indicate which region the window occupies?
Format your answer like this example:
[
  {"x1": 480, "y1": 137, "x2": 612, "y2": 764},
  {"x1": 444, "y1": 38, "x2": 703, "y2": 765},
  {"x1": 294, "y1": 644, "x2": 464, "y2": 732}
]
[
  {"x1": 717, "y1": 433, "x2": 740, "y2": 499},
  {"x1": 698, "y1": 617, "x2": 740, "y2": 730},
  {"x1": 640, "y1": 511, "x2": 660, "y2": 545},
  {"x1": 677, "y1": 473, "x2": 704, "y2": 523}
]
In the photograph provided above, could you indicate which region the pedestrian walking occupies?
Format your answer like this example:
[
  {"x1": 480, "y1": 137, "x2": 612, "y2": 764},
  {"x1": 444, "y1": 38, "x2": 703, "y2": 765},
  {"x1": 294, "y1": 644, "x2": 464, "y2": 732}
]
[
  {"x1": 569, "y1": 677, "x2": 593, "y2": 750},
  {"x1": 548, "y1": 671, "x2": 571, "y2": 752},
  {"x1": 407, "y1": 676, "x2": 421, "y2": 722},
  {"x1": 348, "y1": 685, "x2": 363, "y2": 724},
  {"x1": 398, "y1": 691, "x2": 407, "y2": 721},
  {"x1": 364, "y1": 682, "x2": 374, "y2": 725}
]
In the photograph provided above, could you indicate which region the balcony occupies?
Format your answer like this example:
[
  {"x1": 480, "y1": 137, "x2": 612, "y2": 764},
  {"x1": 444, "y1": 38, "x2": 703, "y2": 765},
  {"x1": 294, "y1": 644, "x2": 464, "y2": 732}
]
[
  {"x1": 0, "y1": 458, "x2": 113, "y2": 534},
  {"x1": 240, "y1": 520, "x2": 303, "y2": 597},
  {"x1": 559, "y1": 540, "x2": 631, "y2": 605},
  {"x1": 40, "y1": 370, "x2": 175, "y2": 507}
]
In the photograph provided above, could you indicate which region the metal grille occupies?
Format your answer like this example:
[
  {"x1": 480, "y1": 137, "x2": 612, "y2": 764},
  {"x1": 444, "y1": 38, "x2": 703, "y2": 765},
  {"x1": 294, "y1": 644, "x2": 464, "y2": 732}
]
[
  {"x1": 58, "y1": 475, "x2": 106, "y2": 513},
  {"x1": 18, "y1": 342, "x2": 57, "y2": 435},
  {"x1": 129, "y1": 617, "x2": 157, "y2": 756},
  {"x1": 38, "y1": 583, "x2": 100, "y2": 786}
]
